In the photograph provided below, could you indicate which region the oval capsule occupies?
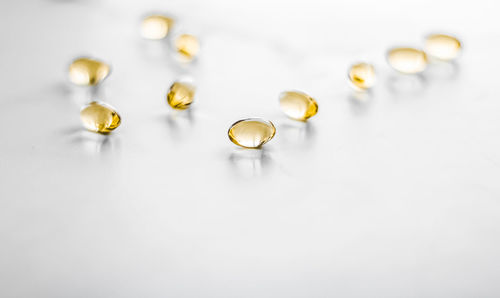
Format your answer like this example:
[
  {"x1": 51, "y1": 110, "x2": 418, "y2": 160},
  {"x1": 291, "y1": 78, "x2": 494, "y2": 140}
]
[
  {"x1": 141, "y1": 15, "x2": 174, "y2": 40},
  {"x1": 348, "y1": 62, "x2": 376, "y2": 90},
  {"x1": 80, "y1": 102, "x2": 121, "y2": 133},
  {"x1": 69, "y1": 57, "x2": 110, "y2": 86},
  {"x1": 424, "y1": 34, "x2": 462, "y2": 61},
  {"x1": 167, "y1": 81, "x2": 195, "y2": 110},
  {"x1": 387, "y1": 47, "x2": 428, "y2": 74},
  {"x1": 228, "y1": 118, "x2": 276, "y2": 148},
  {"x1": 174, "y1": 34, "x2": 200, "y2": 61},
  {"x1": 279, "y1": 91, "x2": 318, "y2": 121}
]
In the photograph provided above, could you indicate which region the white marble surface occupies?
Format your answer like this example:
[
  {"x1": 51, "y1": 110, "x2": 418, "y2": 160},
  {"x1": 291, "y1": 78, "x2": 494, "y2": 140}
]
[{"x1": 1, "y1": 0, "x2": 500, "y2": 297}]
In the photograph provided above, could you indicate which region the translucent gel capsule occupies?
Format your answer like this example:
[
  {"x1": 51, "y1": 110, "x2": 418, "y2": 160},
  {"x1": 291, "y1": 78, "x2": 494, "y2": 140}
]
[
  {"x1": 80, "y1": 102, "x2": 121, "y2": 133},
  {"x1": 141, "y1": 15, "x2": 174, "y2": 40},
  {"x1": 424, "y1": 34, "x2": 462, "y2": 61},
  {"x1": 69, "y1": 57, "x2": 110, "y2": 86},
  {"x1": 387, "y1": 47, "x2": 428, "y2": 74},
  {"x1": 279, "y1": 91, "x2": 318, "y2": 121},
  {"x1": 175, "y1": 34, "x2": 200, "y2": 61},
  {"x1": 167, "y1": 81, "x2": 195, "y2": 110},
  {"x1": 228, "y1": 118, "x2": 276, "y2": 148},
  {"x1": 348, "y1": 63, "x2": 376, "y2": 90}
]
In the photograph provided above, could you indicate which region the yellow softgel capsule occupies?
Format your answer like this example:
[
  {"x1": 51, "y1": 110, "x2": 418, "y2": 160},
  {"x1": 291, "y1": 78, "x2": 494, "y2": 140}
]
[
  {"x1": 141, "y1": 15, "x2": 174, "y2": 40},
  {"x1": 80, "y1": 102, "x2": 121, "y2": 133},
  {"x1": 279, "y1": 91, "x2": 318, "y2": 121},
  {"x1": 228, "y1": 118, "x2": 276, "y2": 149},
  {"x1": 69, "y1": 57, "x2": 110, "y2": 86},
  {"x1": 348, "y1": 63, "x2": 376, "y2": 90},
  {"x1": 424, "y1": 34, "x2": 462, "y2": 61},
  {"x1": 174, "y1": 34, "x2": 200, "y2": 61},
  {"x1": 387, "y1": 47, "x2": 428, "y2": 74},
  {"x1": 167, "y1": 81, "x2": 195, "y2": 109}
]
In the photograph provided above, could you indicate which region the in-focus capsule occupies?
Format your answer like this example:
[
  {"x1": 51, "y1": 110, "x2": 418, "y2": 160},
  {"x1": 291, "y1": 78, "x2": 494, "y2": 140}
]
[
  {"x1": 348, "y1": 63, "x2": 376, "y2": 90},
  {"x1": 387, "y1": 47, "x2": 428, "y2": 74},
  {"x1": 424, "y1": 34, "x2": 462, "y2": 61},
  {"x1": 174, "y1": 34, "x2": 200, "y2": 61},
  {"x1": 167, "y1": 81, "x2": 195, "y2": 110},
  {"x1": 279, "y1": 91, "x2": 318, "y2": 121},
  {"x1": 228, "y1": 118, "x2": 276, "y2": 148},
  {"x1": 69, "y1": 57, "x2": 110, "y2": 86},
  {"x1": 80, "y1": 102, "x2": 121, "y2": 133},
  {"x1": 141, "y1": 15, "x2": 174, "y2": 40}
]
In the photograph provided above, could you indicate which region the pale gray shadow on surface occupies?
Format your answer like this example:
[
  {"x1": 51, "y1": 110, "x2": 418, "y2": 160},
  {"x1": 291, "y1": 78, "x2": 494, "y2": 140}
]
[
  {"x1": 139, "y1": 40, "x2": 171, "y2": 65},
  {"x1": 62, "y1": 127, "x2": 120, "y2": 154},
  {"x1": 55, "y1": 82, "x2": 105, "y2": 107},
  {"x1": 49, "y1": 82, "x2": 74, "y2": 103},
  {"x1": 277, "y1": 120, "x2": 316, "y2": 151},
  {"x1": 162, "y1": 108, "x2": 195, "y2": 140},
  {"x1": 386, "y1": 73, "x2": 427, "y2": 95},
  {"x1": 227, "y1": 147, "x2": 274, "y2": 177},
  {"x1": 423, "y1": 60, "x2": 461, "y2": 81},
  {"x1": 348, "y1": 90, "x2": 374, "y2": 115}
]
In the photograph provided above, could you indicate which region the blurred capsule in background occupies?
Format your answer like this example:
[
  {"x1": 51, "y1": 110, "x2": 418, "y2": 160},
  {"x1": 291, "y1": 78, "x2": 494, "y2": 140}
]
[
  {"x1": 348, "y1": 62, "x2": 376, "y2": 90},
  {"x1": 174, "y1": 33, "x2": 200, "y2": 62},
  {"x1": 80, "y1": 102, "x2": 121, "y2": 133},
  {"x1": 424, "y1": 34, "x2": 462, "y2": 61},
  {"x1": 228, "y1": 118, "x2": 276, "y2": 149},
  {"x1": 167, "y1": 81, "x2": 195, "y2": 110},
  {"x1": 279, "y1": 91, "x2": 318, "y2": 121},
  {"x1": 141, "y1": 15, "x2": 175, "y2": 40},
  {"x1": 387, "y1": 47, "x2": 428, "y2": 74},
  {"x1": 69, "y1": 57, "x2": 110, "y2": 86}
]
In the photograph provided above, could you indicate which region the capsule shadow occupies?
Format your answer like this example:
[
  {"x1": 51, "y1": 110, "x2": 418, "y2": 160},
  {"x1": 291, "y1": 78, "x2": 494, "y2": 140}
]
[
  {"x1": 65, "y1": 84, "x2": 105, "y2": 107},
  {"x1": 348, "y1": 89, "x2": 373, "y2": 115},
  {"x1": 162, "y1": 108, "x2": 195, "y2": 140},
  {"x1": 277, "y1": 120, "x2": 316, "y2": 150},
  {"x1": 386, "y1": 73, "x2": 427, "y2": 95},
  {"x1": 424, "y1": 60, "x2": 461, "y2": 81},
  {"x1": 65, "y1": 129, "x2": 119, "y2": 153},
  {"x1": 227, "y1": 147, "x2": 274, "y2": 177}
]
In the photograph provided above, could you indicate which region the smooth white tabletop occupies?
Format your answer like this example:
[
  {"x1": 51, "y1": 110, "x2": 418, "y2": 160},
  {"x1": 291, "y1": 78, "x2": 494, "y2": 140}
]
[{"x1": 1, "y1": 0, "x2": 499, "y2": 297}]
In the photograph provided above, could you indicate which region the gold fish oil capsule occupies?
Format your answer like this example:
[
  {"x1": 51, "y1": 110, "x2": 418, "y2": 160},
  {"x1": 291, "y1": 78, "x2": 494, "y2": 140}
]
[
  {"x1": 348, "y1": 63, "x2": 376, "y2": 90},
  {"x1": 228, "y1": 118, "x2": 276, "y2": 148},
  {"x1": 424, "y1": 34, "x2": 462, "y2": 61},
  {"x1": 69, "y1": 57, "x2": 110, "y2": 86},
  {"x1": 174, "y1": 34, "x2": 200, "y2": 61},
  {"x1": 387, "y1": 47, "x2": 428, "y2": 74},
  {"x1": 279, "y1": 91, "x2": 318, "y2": 121},
  {"x1": 80, "y1": 102, "x2": 121, "y2": 133},
  {"x1": 141, "y1": 15, "x2": 175, "y2": 40},
  {"x1": 167, "y1": 81, "x2": 195, "y2": 110}
]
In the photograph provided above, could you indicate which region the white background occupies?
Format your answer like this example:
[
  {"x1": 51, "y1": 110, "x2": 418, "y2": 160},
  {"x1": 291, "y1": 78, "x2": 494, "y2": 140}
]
[{"x1": 1, "y1": 0, "x2": 500, "y2": 297}]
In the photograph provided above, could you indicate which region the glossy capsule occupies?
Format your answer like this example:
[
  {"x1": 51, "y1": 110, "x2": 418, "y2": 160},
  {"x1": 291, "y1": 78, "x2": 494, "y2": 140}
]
[
  {"x1": 174, "y1": 34, "x2": 200, "y2": 61},
  {"x1": 387, "y1": 47, "x2": 428, "y2": 74},
  {"x1": 228, "y1": 118, "x2": 276, "y2": 148},
  {"x1": 167, "y1": 81, "x2": 195, "y2": 110},
  {"x1": 348, "y1": 63, "x2": 376, "y2": 90},
  {"x1": 424, "y1": 34, "x2": 462, "y2": 61},
  {"x1": 141, "y1": 15, "x2": 174, "y2": 40},
  {"x1": 69, "y1": 57, "x2": 110, "y2": 86},
  {"x1": 279, "y1": 91, "x2": 318, "y2": 121},
  {"x1": 80, "y1": 102, "x2": 121, "y2": 133}
]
